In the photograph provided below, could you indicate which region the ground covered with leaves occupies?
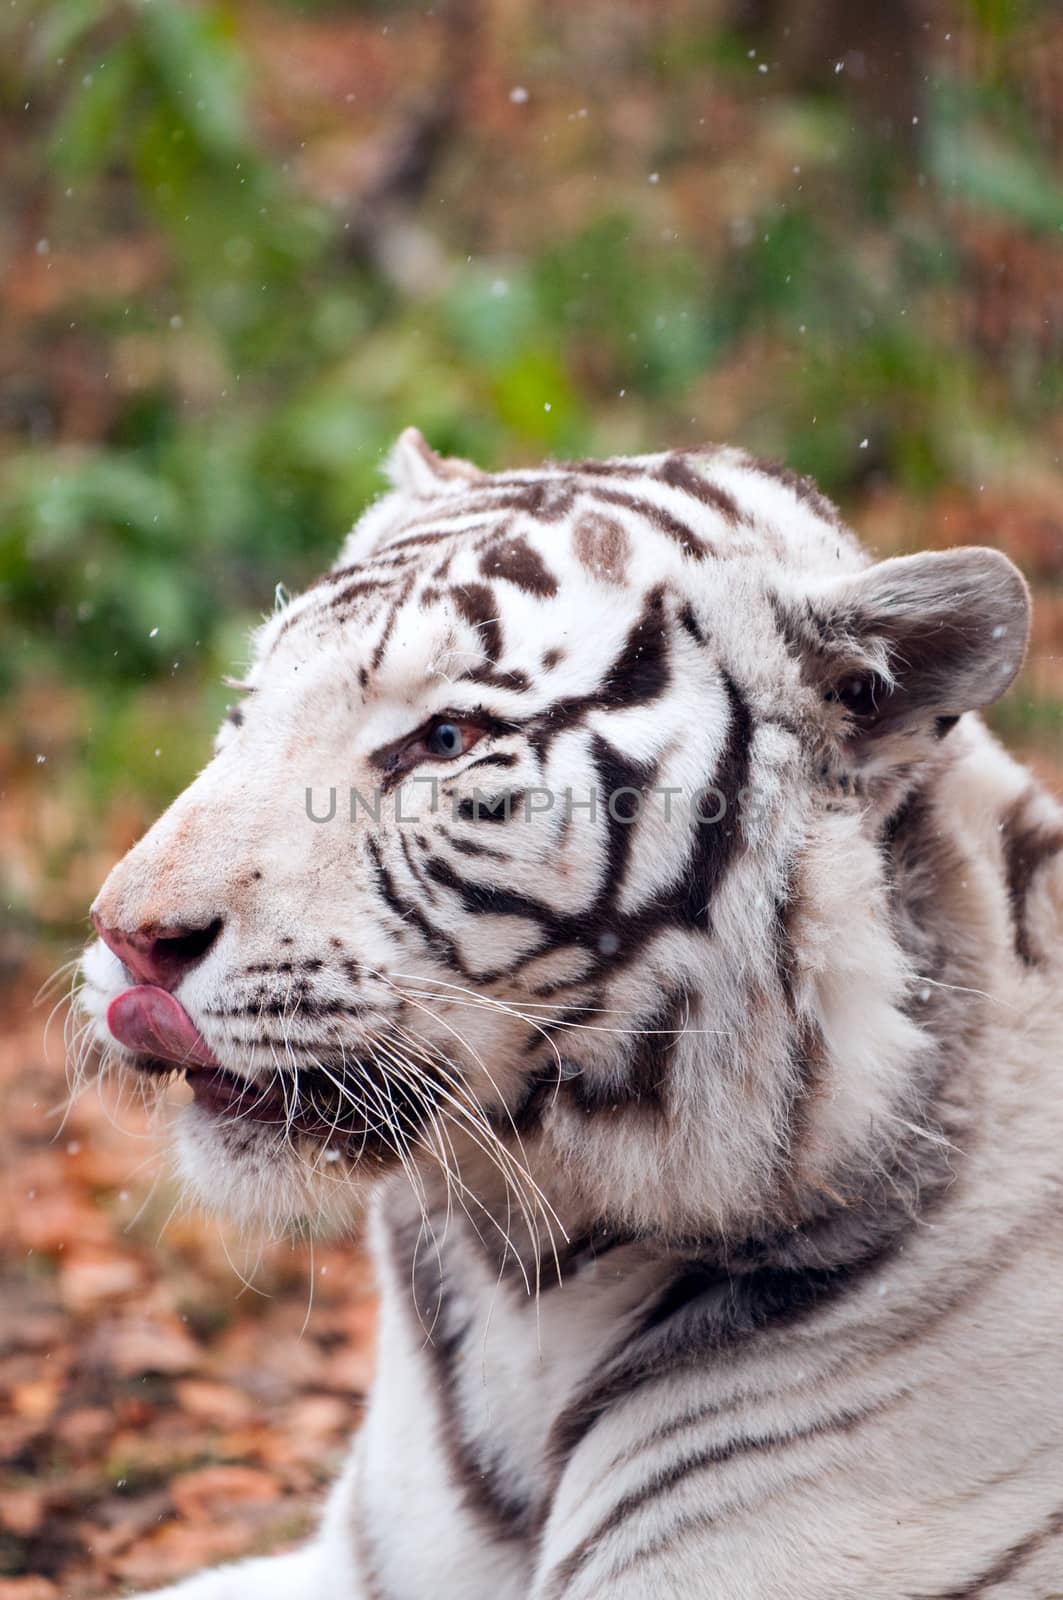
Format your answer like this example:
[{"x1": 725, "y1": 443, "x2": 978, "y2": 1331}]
[{"x1": 0, "y1": 981, "x2": 375, "y2": 1598}]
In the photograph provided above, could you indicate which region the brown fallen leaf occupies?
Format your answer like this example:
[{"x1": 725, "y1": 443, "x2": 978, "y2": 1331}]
[
  {"x1": 0, "y1": 1486, "x2": 48, "y2": 1536},
  {"x1": 54, "y1": 1406, "x2": 116, "y2": 1452},
  {"x1": 9, "y1": 1377, "x2": 61, "y2": 1422},
  {"x1": 0, "y1": 1579, "x2": 61, "y2": 1600},
  {"x1": 170, "y1": 1463, "x2": 282, "y2": 1521},
  {"x1": 106, "y1": 1319, "x2": 200, "y2": 1378},
  {"x1": 282, "y1": 1393, "x2": 351, "y2": 1444},
  {"x1": 321, "y1": 1342, "x2": 375, "y2": 1396},
  {"x1": 13, "y1": 1185, "x2": 113, "y2": 1254},
  {"x1": 0, "y1": 1417, "x2": 45, "y2": 1462},
  {"x1": 173, "y1": 1378, "x2": 258, "y2": 1428},
  {"x1": 59, "y1": 1251, "x2": 145, "y2": 1312},
  {"x1": 108, "y1": 1521, "x2": 265, "y2": 1588}
]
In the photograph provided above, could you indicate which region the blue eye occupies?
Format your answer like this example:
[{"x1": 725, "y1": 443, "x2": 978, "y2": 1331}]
[{"x1": 426, "y1": 721, "x2": 465, "y2": 758}]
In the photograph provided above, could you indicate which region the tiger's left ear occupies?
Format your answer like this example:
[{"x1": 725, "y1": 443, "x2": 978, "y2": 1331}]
[
  {"x1": 387, "y1": 427, "x2": 484, "y2": 497},
  {"x1": 813, "y1": 546, "x2": 1030, "y2": 743}
]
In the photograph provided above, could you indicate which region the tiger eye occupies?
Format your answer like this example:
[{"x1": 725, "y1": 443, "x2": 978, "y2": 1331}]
[{"x1": 426, "y1": 721, "x2": 464, "y2": 757}]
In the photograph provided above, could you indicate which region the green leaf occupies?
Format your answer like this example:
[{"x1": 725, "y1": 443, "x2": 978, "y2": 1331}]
[
  {"x1": 445, "y1": 266, "x2": 540, "y2": 369},
  {"x1": 966, "y1": 0, "x2": 1035, "y2": 39},
  {"x1": 26, "y1": 0, "x2": 107, "y2": 75},
  {"x1": 8, "y1": 454, "x2": 183, "y2": 558},
  {"x1": 931, "y1": 122, "x2": 1063, "y2": 233},
  {"x1": 136, "y1": 0, "x2": 249, "y2": 161},
  {"x1": 50, "y1": 41, "x2": 137, "y2": 177},
  {"x1": 490, "y1": 349, "x2": 582, "y2": 444}
]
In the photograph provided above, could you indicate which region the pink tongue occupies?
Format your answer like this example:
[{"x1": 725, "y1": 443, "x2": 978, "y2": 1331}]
[{"x1": 107, "y1": 986, "x2": 219, "y2": 1068}]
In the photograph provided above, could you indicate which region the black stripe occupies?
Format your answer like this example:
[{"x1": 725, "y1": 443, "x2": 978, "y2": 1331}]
[
  {"x1": 754, "y1": 455, "x2": 842, "y2": 527},
  {"x1": 490, "y1": 988, "x2": 687, "y2": 1156},
  {"x1": 479, "y1": 533, "x2": 559, "y2": 596},
  {"x1": 393, "y1": 1218, "x2": 532, "y2": 1542},
  {"x1": 374, "y1": 517, "x2": 499, "y2": 554},
  {"x1": 462, "y1": 750, "x2": 520, "y2": 772},
  {"x1": 366, "y1": 834, "x2": 474, "y2": 978},
  {"x1": 591, "y1": 733, "x2": 657, "y2": 908},
  {"x1": 399, "y1": 830, "x2": 435, "y2": 898},
  {"x1": 445, "y1": 835, "x2": 511, "y2": 862},
  {"x1": 543, "y1": 1402, "x2": 880, "y2": 1598},
  {"x1": 1000, "y1": 788, "x2": 1063, "y2": 967},
  {"x1": 676, "y1": 603, "x2": 706, "y2": 646},
  {"x1": 396, "y1": 481, "x2": 577, "y2": 524},
  {"x1": 456, "y1": 789, "x2": 524, "y2": 823},
  {"x1": 657, "y1": 453, "x2": 742, "y2": 528},
  {"x1": 881, "y1": 782, "x2": 989, "y2": 1051},
  {"x1": 449, "y1": 581, "x2": 503, "y2": 662},
  {"x1": 526, "y1": 586, "x2": 672, "y2": 762},
  {"x1": 460, "y1": 665, "x2": 532, "y2": 693},
  {"x1": 602, "y1": 585, "x2": 671, "y2": 706},
  {"x1": 780, "y1": 1015, "x2": 829, "y2": 1190},
  {"x1": 424, "y1": 853, "x2": 564, "y2": 931},
  {"x1": 932, "y1": 1504, "x2": 1063, "y2": 1598},
  {"x1": 564, "y1": 988, "x2": 688, "y2": 1120},
  {"x1": 680, "y1": 670, "x2": 753, "y2": 933},
  {"x1": 324, "y1": 577, "x2": 395, "y2": 606},
  {"x1": 370, "y1": 601, "x2": 399, "y2": 671},
  {"x1": 580, "y1": 482, "x2": 710, "y2": 559},
  {"x1": 766, "y1": 587, "x2": 834, "y2": 664}
]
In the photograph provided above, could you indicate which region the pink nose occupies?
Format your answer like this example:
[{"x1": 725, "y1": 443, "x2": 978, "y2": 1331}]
[{"x1": 92, "y1": 912, "x2": 223, "y2": 992}]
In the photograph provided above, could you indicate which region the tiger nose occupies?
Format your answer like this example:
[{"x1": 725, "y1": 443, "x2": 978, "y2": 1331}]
[{"x1": 92, "y1": 912, "x2": 224, "y2": 992}]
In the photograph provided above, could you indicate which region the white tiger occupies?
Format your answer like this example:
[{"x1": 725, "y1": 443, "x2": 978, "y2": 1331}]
[{"x1": 77, "y1": 430, "x2": 1063, "y2": 1599}]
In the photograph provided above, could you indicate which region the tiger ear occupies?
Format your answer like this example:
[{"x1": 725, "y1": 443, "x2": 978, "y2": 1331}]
[
  {"x1": 812, "y1": 547, "x2": 1030, "y2": 744},
  {"x1": 387, "y1": 427, "x2": 484, "y2": 497}
]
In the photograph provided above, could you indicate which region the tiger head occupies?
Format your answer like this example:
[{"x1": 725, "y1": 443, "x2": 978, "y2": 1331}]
[{"x1": 79, "y1": 431, "x2": 1029, "y2": 1258}]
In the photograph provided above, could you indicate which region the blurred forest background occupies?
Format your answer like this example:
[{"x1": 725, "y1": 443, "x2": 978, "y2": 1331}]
[{"x1": 1, "y1": 0, "x2": 1062, "y2": 1594}]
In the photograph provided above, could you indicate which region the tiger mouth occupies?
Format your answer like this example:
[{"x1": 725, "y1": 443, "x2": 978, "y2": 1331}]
[
  {"x1": 131, "y1": 1055, "x2": 405, "y2": 1151},
  {"x1": 185, "y1": 1062, "x2": 379, "y2": 1143},
  {"x1": 106, "y1": 983, "x2": 403, "y2": 1151}
]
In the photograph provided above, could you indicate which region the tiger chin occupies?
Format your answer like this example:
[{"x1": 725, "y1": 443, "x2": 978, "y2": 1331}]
[{"x1": 77, "y1": 430, "x2": 1063, "y2": 1600}]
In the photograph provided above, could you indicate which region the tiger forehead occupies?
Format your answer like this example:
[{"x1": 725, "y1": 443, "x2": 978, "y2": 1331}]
[
  {"x1": 284, "y1": 480, "x2": 706, "y2": 643},
  {"x1": 357, "y1": 449, "x2": 850, "y2": 577},
  {"x1": 265, "y1": 447, "x2": 858, "y2": 667},
  {"x1": 282, "y1": 551, "x2": 648, "y2": 699},
  {"x1": 276, "y1": 516, "x2": 620, "y2": 655}
]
